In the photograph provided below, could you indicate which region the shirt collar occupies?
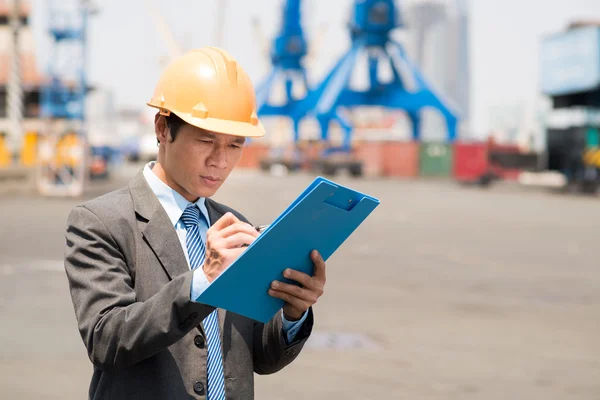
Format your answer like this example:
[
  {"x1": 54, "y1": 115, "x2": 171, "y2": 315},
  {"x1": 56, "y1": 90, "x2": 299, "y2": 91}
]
[{"x1": 142, "y1": 161, "x2": 210, "y2": 227}]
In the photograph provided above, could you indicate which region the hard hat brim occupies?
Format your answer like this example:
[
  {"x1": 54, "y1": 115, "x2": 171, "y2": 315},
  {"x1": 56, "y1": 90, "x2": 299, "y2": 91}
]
[
  {"x1": 148, "y1": 105, "x2": 266, "y2": 139},
  {"x1": 179, "y1": 112, "x2": 266, "y2": 138}
]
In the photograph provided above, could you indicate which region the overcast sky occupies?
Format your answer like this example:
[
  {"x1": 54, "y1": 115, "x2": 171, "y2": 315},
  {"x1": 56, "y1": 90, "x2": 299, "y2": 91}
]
[{"x1": 30, "y1": 0, "x2": 600, "y2": 135}]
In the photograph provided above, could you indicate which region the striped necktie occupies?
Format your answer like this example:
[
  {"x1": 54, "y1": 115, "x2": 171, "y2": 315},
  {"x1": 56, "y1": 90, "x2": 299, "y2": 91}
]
[{"x1": 181, "y1": 205, "x2": 225, "y2": 400}]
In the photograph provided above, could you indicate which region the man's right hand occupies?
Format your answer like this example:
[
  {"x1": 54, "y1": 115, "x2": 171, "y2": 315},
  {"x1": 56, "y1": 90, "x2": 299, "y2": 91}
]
[{"x1": 203, "y1": 212, "x2": 259, "y2": 282}]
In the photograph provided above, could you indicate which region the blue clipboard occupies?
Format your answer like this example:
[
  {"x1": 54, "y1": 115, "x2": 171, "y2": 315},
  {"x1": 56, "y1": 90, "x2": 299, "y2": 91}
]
[{"x1": 195, "y1": 176, "x2": 380, "y2": 323}]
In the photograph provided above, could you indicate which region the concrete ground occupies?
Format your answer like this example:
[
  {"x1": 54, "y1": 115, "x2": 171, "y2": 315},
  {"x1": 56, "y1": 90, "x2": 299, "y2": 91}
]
[{"x1": 0, "y1": 165, "x2": 598, "y2": 399}]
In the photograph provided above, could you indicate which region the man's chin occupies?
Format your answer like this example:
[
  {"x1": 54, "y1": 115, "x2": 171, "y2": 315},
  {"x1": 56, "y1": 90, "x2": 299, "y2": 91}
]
[{"x1": 192, "y1": 183, "x2": 220, "y2": 199}]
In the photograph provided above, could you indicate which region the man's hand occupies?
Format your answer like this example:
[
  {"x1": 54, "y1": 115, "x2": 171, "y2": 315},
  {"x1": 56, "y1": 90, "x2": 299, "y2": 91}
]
[
  {"x1": 203, "y1": 212, "x2": 259, "y2": 282},
  {"x1": 268, "y1": 250, "x2": 326, "y2": 321}
]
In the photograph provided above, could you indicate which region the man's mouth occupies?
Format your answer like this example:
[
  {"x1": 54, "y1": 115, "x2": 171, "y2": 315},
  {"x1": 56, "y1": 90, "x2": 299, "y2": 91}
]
[{"x1": 201, "y1": 175, "x2": 222, "y2": 185}]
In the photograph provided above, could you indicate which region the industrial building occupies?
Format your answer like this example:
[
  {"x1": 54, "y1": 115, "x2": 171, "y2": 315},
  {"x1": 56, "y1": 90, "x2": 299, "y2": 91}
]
[
  {"x1": 404, "y1": 0, "x2": 471, "y2": 138},
  {"x1": 540, "y1": 21, "x2": 600, "y2": 192},
  {"x1": 0, "y1": 0, "x2": 43, "y2": 165}
]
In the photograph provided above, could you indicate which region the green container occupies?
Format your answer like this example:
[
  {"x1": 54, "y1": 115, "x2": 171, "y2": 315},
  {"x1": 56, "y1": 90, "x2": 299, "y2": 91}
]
[
  {"x1": 419, "y1": 142, "x2": 453, "y2": 177},
  {"x1": 586, "y1": 127, "x2": 599, "y2": 148}
]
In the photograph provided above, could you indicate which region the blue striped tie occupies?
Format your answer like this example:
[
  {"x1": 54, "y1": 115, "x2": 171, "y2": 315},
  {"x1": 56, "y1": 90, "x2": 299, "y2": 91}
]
[{"x1": 181, "y1": 205, "x2": 226, "y2": 400}]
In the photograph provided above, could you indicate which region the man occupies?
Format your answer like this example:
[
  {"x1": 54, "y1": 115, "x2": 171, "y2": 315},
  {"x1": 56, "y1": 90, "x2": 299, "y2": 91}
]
[{"x1": 64, "y1": 46, "x2": 326, "y2": 400}]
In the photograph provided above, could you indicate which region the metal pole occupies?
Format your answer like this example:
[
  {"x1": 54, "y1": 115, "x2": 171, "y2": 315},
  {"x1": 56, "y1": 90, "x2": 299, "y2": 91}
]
[{"x1": 7, "y1": 0, "x2": 24, "y2": 162}]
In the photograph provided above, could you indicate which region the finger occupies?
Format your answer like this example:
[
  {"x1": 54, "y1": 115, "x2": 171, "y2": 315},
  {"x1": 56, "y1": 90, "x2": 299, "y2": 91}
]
[
  {"x1": 217, "y1": 222, "x2": 259, "y2": 239},
  {"x1": 268, "y1": 288, "x2": 311, "y2": 311},
  {"x1": 270, "y1": 281, "x2": 318, "y2": 304},
  {"x1": 224, "y1": 247, "x2": 246, "y2": 260},
  {"x1": 223, "y1": 232, "x2": 257, "y2": 248},
  {"x1": 311, "y1": 250, "x2": 327, "y2": 282},
  {"x1": 219, "y1": 248, "x2": 247, "y2": 268},
  {"x1": 282, "y1": 268, "x2": 313, "y2": 289},
  {"x1": 211, "y1": 212, "x2": 240, "y2": 230}
]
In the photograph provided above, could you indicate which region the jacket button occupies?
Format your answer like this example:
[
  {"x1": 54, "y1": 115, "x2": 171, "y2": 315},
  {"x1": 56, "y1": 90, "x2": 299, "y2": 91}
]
[
  {"x1": 194, "y1": 335, "x2": 205, "y2": 348},
  {"x1": 193, "y1": 381, "x2": 205, "y2": 395}
]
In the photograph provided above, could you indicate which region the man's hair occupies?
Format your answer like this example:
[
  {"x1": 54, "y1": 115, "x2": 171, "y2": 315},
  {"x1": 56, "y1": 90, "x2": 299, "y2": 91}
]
[{"x1": 157, "y1": 112, "x2": 187, "y2": 145}]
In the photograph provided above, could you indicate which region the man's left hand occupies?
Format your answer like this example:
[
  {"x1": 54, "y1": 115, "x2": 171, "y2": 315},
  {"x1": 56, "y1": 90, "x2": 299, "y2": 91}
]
[{"x1": 268, "y1": 250, "x2": 326, "y2": 321}]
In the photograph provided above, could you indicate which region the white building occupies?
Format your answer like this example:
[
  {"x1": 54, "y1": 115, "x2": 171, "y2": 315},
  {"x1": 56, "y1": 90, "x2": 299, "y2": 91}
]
[{"x1": 403, "y1": 0, "x2": 471, "y2": 140}]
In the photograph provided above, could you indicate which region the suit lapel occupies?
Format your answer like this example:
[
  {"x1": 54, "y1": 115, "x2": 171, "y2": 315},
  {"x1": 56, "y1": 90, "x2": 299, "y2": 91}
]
[
  {"x1": 130, "y1": 171, "x2": 229, "y2": 339},
  {"x1": 218, "y1": 308, "x2": 227, "y2": 347},
  {"x1": 143, "y1": 210, "x2": 189, "y2": 280},
  {"x1": 205, "y1": 198, "x2": 224, "y2": 226},
  {"x1": 129, "y1": 170, "x2": 189, "y2": 280}
]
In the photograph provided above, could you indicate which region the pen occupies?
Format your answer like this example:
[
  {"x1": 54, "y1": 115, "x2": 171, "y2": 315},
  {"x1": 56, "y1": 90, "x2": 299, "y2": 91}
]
[
  {"x1": 241, "y1": 225, "x2": 269, "y2": 248},
  {"x1": 254, "y1": 225, "x2": 269, "y2": 233}
]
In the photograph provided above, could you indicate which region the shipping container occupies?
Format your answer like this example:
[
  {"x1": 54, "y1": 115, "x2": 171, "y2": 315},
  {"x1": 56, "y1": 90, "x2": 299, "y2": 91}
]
[
  {"x1": 453, "y1": 142, "x2": 488, "y2": 181},
  {"x1": 300, "y1": 141, "x2": 325, "y2": 171},
  {"x1": 0, "y1": 133, "x2": 10, "y2": 167},
  {"x1": 419, "y1": 142, "x2": 453, "y2": 177},
  {"x1": 238, "y1": 142, "x2": 270, "y2": 169},
  {"x1": 382, "y1": 141, "x2": 419, "y2": 177},
  {"x1": 586, "y1": 127, "x2": 599, "y2": 148},
  {"x1": 20, "y1": 132, "x2": 38, "y2": 167},
  {"x1": 354, "y1": 141, "x2": 384, "y2": 177}
]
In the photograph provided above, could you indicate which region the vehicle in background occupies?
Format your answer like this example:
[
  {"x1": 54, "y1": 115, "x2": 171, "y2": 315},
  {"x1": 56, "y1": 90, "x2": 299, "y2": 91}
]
[{"x1": 455, "y1": 23, "x2": 600, "y2": 194}]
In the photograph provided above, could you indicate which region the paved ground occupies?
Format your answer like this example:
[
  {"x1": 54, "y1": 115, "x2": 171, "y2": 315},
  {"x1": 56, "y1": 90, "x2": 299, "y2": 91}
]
[{"x1": 0, "y1": 165, "x2": 599, "y2": 399}]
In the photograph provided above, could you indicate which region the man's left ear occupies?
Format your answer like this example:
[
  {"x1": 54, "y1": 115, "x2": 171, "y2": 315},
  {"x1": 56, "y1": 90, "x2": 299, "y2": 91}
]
[{"x1": 155, "y1": 114, "x2": 169, "y2": 145}]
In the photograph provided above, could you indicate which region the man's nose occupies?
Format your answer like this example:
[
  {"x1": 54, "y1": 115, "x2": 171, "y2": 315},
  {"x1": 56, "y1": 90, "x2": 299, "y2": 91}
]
[{"x1": 207, "y1": 146, "x2": 228, "y2": 168}]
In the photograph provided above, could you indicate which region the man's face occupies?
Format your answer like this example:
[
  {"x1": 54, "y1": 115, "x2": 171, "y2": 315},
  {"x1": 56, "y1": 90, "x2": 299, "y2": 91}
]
[{"x1": 156, "y1": 116, "x2": 245, "y2": 201}]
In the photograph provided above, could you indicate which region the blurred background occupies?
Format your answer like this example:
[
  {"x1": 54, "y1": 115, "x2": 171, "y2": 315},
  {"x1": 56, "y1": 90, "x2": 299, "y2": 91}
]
[{"x1": 0, "y1": 0, "x2": 599, "y2": 399}]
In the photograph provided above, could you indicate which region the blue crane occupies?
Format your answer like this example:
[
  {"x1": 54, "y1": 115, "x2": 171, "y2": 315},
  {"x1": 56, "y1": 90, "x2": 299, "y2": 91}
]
[
  {"x1": 40, "y1": 1, "x2": 92, "y2": 122},
  {"x1": 290, "y1": 0, "x2": 459, "y2": 156},
  {"x1": 255, "y1": 0, "x2": 309, "y2": 144},
  {"x1": 37, "y1": 0, "x2": 95, "y2": 196}
]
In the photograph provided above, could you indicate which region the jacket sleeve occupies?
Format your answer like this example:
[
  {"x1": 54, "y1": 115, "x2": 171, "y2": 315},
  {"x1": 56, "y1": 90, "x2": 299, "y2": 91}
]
[
  {"x1": 64, "y1": 205, "x2": 214, "y2": 371},
  {"x1": 252, "y1": 307, "x2": 314, "y2": 375}
]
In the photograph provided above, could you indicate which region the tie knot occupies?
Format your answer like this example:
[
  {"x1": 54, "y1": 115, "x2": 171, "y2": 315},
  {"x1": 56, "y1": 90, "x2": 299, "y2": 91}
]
[{"x1": 181, "y1": 205, "x2": 200, "y2": 228}]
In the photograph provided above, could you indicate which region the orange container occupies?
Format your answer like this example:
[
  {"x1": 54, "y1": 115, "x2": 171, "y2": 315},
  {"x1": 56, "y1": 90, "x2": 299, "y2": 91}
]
[
  {"x1": 238, "y1": 142, "x2": 270, "y2": 169},
  {"x1": 382, "y1": 141, "x2": 419, "y2": 177},
  {"x1": 299, "y1": 141, "x2": 324, "y2": 171},
  {"x1": 354, "y1": 141, "x2": 384, "y2": 177}
]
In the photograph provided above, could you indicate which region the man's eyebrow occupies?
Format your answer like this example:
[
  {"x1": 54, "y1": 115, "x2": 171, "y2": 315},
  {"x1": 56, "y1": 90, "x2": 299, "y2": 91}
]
[
  {"x1": 198, "y1": 131, "x2": 218, "y2": 139},
  {"x1": 198, "y1": 131, "x2": 245, "y2": 144}
]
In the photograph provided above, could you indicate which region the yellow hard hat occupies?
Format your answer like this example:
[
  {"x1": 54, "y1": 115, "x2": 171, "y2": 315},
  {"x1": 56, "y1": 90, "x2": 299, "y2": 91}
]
[{"x1": 147, "y1": 46, "x2": 265, "y2": 138}]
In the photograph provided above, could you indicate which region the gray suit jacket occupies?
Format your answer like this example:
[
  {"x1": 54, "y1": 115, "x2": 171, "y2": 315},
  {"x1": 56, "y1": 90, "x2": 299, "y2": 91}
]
[{"x1": 64, "y1": 171, "x2": 313, "y2": 399}]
